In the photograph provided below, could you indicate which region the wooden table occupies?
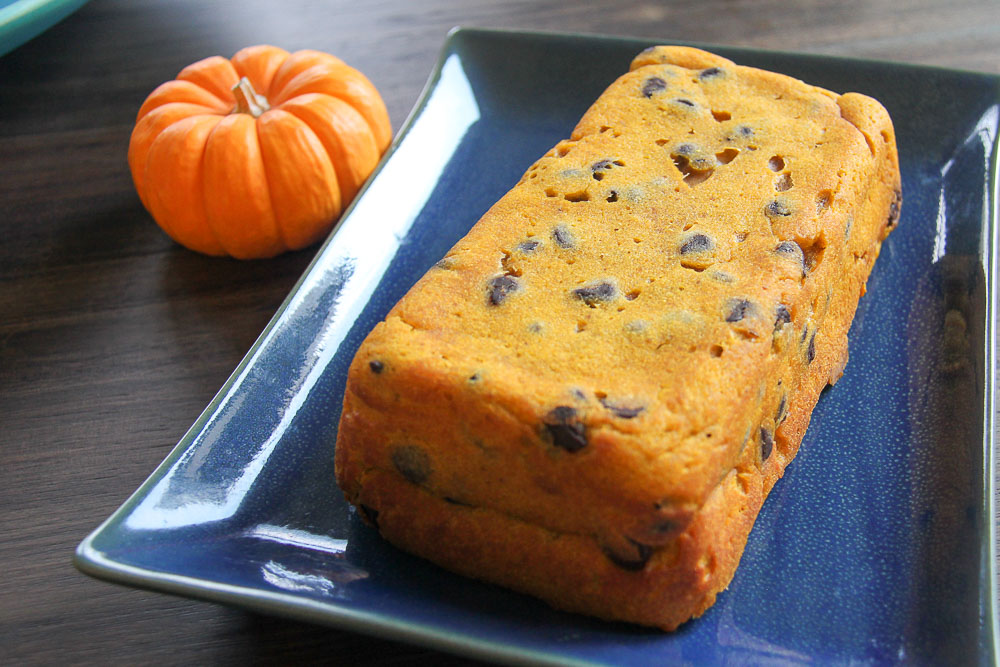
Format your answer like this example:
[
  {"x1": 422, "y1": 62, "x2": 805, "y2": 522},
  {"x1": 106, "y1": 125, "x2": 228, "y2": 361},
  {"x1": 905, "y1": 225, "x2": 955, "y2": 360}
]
[{"x1": 2, "y1": 0, "x2": 998, "y2": 663}]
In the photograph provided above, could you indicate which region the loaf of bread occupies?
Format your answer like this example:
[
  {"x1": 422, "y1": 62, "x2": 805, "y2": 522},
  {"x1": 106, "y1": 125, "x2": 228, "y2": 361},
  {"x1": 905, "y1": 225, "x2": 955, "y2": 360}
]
[{"x1": 335, "y1": 46, "x2": 900, "y2": 630}]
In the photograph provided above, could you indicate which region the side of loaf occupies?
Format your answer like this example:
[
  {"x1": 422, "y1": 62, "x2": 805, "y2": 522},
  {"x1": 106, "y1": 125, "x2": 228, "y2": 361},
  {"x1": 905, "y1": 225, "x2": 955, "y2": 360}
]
[{"x1": 335, "y1": 45, "x2": 900, "y2": 630}]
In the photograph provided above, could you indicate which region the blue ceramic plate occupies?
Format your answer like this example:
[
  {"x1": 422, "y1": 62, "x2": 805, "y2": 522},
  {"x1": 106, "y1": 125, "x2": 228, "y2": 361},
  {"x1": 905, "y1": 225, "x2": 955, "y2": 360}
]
[
  {"x1": 76, "y1": 28, "x2": 999, "y2": 665},
  {"x1": 0, "y1": 0, "x2": 89, "y2": 58}
]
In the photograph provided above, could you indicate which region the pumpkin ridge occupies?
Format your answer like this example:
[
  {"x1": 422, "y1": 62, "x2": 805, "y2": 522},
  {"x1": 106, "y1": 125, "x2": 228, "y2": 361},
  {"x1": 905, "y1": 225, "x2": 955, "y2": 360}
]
[
  {"x1": 232, "y1": 45, "x2": 290, "y2": 95},
  {"x1": 177, "y1": 56, "x2": 240, "y2": 106},
  {"x1": 267, "y1": 50, "x2": 346, "y2": 102},
  {"x1": 201, "y1": 114, "x2": 275, "y2": 258},
  {"x1": 253, "y1": 114, "x2": 291, "y2": 252},
  {"x1": 278, "y1": 98, "x2": 344, "y2": 203},
  {"x1": 144, "y1": 115, "x2": 226, "y2": 255},
  {"x1": 280, "y1": 94, "x2": 378, "y2": 206},
  {"x1": 136, "y1": 80, "x2": 230, "y2": 122},
  {"x1": 196, "y1": 122, "x2": 230, "y2": 255},
  {"x1": 129, "y1": 105, "x2": 219, "y2": 209},
  {"x1": 271, "y1": 64, "x2": 390, "y2": 151},
  {"x1": 256, "y1": 109, "x2": 341, "y2": 250}
]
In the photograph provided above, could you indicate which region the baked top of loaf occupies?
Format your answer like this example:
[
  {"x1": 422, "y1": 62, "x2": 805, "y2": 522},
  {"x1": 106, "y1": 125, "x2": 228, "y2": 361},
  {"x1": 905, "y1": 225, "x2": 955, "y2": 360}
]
[{"x1": 337, "y1": 46, "x2": 899, "y2": 582}]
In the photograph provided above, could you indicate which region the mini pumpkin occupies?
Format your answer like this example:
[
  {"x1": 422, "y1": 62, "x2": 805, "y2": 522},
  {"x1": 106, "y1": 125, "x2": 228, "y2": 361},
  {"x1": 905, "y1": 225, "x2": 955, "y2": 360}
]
[{"x1": 128, "y1": 45, "x2": 391, "y2": 258}]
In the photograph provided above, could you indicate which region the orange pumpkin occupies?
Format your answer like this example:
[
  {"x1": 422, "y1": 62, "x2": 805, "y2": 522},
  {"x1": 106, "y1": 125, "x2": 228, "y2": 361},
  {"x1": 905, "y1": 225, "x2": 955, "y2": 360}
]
[{"x1": 128, "y1": 45, "x2": 391, "y2": 258}]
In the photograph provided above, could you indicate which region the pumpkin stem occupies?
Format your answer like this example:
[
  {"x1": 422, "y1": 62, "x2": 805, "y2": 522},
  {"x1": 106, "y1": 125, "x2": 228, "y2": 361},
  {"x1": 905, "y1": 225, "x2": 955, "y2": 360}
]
[{"x1": 232, "y1": 77, "x2": 270, "y2": 118}]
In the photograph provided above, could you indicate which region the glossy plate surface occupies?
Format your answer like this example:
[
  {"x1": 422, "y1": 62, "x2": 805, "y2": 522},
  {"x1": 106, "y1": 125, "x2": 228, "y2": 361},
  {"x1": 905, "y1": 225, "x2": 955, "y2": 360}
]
[
  {"x1": 76, "y1": 28, "x2": 1000, "y2": 665},
  {"x1": 0, "y1": 0, "x2": 89, "y2": 58}
]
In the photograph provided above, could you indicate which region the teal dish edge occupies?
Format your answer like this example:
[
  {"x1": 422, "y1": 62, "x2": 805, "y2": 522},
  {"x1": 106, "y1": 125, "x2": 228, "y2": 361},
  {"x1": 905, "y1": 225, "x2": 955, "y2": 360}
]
[{"x1": 0, "y1": 0, "x2": 89, "y2": 58}]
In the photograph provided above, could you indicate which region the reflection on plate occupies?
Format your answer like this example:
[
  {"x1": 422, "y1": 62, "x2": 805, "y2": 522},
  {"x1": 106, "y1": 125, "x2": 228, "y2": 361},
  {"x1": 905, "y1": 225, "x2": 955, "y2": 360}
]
[
  {"x1": 76, "y1": 28, "x2": 998, "y2": 665},
  {"x1": 0, "y1": 0, "x2": 89, "y2": 58}
]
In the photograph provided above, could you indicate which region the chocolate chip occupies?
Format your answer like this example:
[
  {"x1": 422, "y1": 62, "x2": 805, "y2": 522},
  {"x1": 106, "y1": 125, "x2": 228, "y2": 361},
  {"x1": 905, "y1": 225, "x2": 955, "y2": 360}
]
[
  {"x1": 680, "y1": 233, "x2": 714, "y2": 254},
  {"x1": 358, "y1": 504, "x2": 379, "y2": 528},
  {"x1": 710, "y1": 271, "x2": 735, "y2": 283},
  {"x1": 392, "y1": 445, "x2": 431, "y2": 485},
  {"x1": 369, "y1": 360, "x2": 384, "y2": 374},
  {"x1": 591, "y1": 159, "x2": 614, "y2": 180},
  {"x1": 775, "y1": 304, "x2": 791, "y2": 329},
  {"x1": 766, "y1": 199, "x2": 792, "y2": 217},
  {"x1": 590, "y1": 158, "x2": 624, "y2": 182},
  {"x1": 776, "y1": 394, "x2": 788, "y2": 425},
  {"x1": 624, "y1": 319, "x2": 648, "y2": 333},
  {"x1": 775, "y1": 240, "x2": 804, "y2": 261},
  {"x1": 573, "y1": 281, "x2": 618, "y2": 306},
  {"x1": 552, "y1": 225, "x2": 576, "y2": 249},
  {"x1": 602, "y1": 538, "x2": 654, "y2": 571},
  {"x1": 488, "y1": 274, "x2": 520, "y2": 305},
  {"x1": 674, "y1": 98, "x2": 696, "y2": 107},
  {"x1": 807, "y1": 332, "x2": 817, "y2": 363},
  {"x1": 600, "y1": 397, "x2": 644, "y2": 419},
  {"x1": 606, "y1": 190, "x2": 619, "y2": 202},
  {"x1": 671, "y1": 143, "x2": 714, "y2": 174},
  {"x1": 641, "y1": 76, "x2": 667, "y2": 97},
  {"x1": 699, "y1": 67, "x2": 723, "y2": 79},
  {"x1": 725, "y1": 298, "x2": 755, "y2": 323},
  {"x1": 738, "y1": 125, "x2": 754, "y2": 136},
  {"x1": 691, "y1": 156, "x2": 716, "y2": 171},
  {"x1": 760, "y1": 427, "x2": 774, "y2": 461},
  {"x1": 650, "y1": 519, "x2": 678, "y2": 536},
  {"x1": 887, "y1": 188, "x2": 902, "y2": 228},
  {"x1": 544, "y1": 406, "x2": 587, "y2": 452},
  {"x1": 775, "y1": 241, "x2": 806, "y2": 278},
  {"x1": 517, "y1": 240, "x2": 540, "y2": 253}
]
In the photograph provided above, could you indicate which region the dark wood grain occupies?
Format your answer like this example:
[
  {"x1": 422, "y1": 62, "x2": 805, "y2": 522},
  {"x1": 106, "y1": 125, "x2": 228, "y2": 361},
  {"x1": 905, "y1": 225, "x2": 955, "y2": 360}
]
[{"x1": 1, "y1": 0, "x2": 997, "y2": 664}]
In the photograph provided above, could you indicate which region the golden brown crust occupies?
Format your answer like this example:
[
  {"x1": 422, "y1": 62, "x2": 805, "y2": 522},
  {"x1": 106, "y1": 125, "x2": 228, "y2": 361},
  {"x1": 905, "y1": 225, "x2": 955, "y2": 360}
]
[
  {"x1": 335, "y1": 46, "x2": 900, "y2": 630},
  {"x1": 356, "y1": 463, "x2": 762, "y2": 630}
]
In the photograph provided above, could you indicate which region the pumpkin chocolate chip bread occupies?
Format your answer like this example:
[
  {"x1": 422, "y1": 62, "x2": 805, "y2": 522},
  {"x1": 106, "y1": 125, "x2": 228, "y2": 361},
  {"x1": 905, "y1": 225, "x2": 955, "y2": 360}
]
[{"x1": 335, "y1": 45, "x2": 900, "y2": 630}]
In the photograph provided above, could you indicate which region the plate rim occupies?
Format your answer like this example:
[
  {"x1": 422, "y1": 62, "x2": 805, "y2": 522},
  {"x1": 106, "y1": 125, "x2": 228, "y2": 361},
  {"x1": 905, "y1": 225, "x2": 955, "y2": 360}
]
[
  {"x1": 75, "y1": 25, "x2": 1000, "y2": 665},
  {"x1": 449, "y1": 25, "x2": 1000, "y2": 80}
]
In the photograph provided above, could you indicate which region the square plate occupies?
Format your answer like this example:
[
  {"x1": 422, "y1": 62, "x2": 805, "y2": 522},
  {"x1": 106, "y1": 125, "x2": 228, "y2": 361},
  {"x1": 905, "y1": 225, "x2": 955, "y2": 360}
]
[{"x1": 76, "y1": 28, "x2": 1000, "y2": 665}]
